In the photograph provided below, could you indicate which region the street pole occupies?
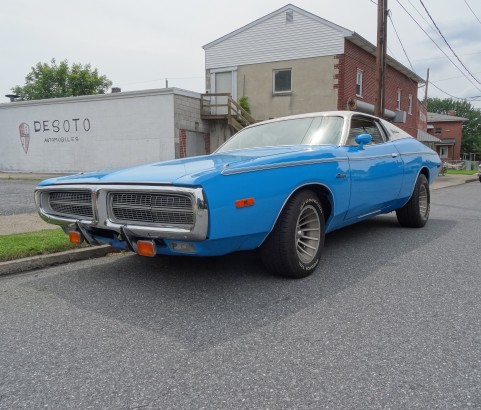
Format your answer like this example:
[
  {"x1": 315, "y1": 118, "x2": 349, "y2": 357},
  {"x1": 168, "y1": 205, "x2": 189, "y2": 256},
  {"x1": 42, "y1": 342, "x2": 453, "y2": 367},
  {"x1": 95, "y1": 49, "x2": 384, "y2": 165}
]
[
  {"x1": 374, "y1": 0, "x2": 388, "y2": 118},
  {"x1": 424, "y1": 68, "x2": 430, "y2": 109}
]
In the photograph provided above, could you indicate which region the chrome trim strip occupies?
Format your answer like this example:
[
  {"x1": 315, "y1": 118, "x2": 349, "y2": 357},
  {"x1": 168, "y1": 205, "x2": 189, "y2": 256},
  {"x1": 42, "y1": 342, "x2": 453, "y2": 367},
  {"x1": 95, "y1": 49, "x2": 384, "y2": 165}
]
[
  {"x1": 221, "y1": 157, "x2": 347, "y2": 175},
  {"x1": 35, "y1": 184, "x2": 209, "y2": 241},
  {"x1": 348, "y1": 153, "x2": 400, "y2": 161}
]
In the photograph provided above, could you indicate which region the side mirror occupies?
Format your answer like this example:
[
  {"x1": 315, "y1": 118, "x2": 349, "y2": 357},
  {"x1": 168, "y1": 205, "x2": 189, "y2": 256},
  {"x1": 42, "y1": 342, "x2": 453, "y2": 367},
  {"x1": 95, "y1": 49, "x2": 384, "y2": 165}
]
[{"x1": 354, "y1": 133, "x2": 372, "y2": 150}]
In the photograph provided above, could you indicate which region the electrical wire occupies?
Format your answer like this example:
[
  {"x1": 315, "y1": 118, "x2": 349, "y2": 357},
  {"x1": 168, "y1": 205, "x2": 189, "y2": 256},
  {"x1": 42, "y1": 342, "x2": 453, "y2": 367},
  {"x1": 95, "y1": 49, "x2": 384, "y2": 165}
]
[
  {"x1": 419, "y1": 0, "x2": 481, "y2": 85},
  {"x1": 395, "y1": 0, "x2": 481, "y2": 93},
  {"x1": 464, "y1": 0, "x2": 481, "y2": 26},
  {"x1": 388, "y1": 13, "x2": 414, "y2": 70}
]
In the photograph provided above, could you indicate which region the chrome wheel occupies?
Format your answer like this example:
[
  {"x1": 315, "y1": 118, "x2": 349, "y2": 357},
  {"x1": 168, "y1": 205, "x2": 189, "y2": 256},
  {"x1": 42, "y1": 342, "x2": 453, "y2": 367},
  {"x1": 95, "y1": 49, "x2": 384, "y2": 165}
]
[
  {"x1": 295, "y1": 204, "x2": 321, "y2": 264},
  {"x1": 419, "y1": 184, "x2": 428, "y2": 217}
]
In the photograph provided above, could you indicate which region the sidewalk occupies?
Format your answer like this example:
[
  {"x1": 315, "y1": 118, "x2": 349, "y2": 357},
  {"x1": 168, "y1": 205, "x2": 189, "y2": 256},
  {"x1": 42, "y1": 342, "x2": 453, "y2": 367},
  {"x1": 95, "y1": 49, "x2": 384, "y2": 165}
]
[{"x1": 0, "y1": 171, "x2": 478, "y2": 276}]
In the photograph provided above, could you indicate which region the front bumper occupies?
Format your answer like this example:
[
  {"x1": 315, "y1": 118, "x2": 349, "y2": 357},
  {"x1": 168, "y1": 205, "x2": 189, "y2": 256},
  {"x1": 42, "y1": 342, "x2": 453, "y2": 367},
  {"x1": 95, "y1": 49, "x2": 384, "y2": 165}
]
[{"x1": 35, "y1": 184, "x2": 209, "y2": 245}]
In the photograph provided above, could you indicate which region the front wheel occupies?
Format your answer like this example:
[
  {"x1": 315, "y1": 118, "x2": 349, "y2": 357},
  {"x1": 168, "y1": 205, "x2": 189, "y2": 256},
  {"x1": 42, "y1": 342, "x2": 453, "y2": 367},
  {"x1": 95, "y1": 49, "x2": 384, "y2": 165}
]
[
  {"x1": 396, "y1": 174, "x2": 430, "y2": 228},
  {"x1": 260, "y1": 190, "x2": 325, "y2": 278}
]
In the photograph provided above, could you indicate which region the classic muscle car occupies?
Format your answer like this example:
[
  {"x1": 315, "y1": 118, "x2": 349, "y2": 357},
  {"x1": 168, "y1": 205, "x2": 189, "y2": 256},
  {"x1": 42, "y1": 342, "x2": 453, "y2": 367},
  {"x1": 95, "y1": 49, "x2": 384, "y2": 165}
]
[{"x1": 35, "y1": 111, "x2": 441, "y2": 278}]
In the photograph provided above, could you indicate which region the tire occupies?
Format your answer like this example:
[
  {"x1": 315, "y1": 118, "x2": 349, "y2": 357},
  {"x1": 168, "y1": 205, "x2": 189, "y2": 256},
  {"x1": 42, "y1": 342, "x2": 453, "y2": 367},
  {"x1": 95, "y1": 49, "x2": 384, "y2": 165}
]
[
  {"x1": 396, "y1": 174, "x2": 430, "y2": 228},
  {"x1": 260, "y1": 190, "x2": 325, "y2": 278}
]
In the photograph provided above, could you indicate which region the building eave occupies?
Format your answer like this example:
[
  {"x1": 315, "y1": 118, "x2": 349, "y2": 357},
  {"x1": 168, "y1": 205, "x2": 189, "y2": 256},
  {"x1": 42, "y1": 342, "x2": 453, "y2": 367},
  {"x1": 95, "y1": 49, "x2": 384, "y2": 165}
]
[{"x1": 346, "y1": 33, "x2": 424, "y2": 84}]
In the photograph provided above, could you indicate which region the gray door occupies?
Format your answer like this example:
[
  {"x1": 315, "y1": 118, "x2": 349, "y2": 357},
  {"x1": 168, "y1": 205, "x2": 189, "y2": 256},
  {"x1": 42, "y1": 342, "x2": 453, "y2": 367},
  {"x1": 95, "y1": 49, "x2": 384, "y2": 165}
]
[{"x1": 214, "y1": 71, "x2": 233, "y2": 115}]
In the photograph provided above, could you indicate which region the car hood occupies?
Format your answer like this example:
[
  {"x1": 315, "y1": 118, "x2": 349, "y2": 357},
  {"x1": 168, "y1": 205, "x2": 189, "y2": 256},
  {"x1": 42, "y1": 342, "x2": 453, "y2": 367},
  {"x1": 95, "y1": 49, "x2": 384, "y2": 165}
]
[{"x1": 38, "y1": 146, "x2": 341, "y2": 186}]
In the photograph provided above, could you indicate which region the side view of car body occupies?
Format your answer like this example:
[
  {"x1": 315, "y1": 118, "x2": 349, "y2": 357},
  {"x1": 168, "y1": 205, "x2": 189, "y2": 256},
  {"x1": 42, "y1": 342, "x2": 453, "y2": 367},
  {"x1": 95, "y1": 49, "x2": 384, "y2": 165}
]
[{"x1": 35, "y1": 111, "x2": 441, "y2": 278}]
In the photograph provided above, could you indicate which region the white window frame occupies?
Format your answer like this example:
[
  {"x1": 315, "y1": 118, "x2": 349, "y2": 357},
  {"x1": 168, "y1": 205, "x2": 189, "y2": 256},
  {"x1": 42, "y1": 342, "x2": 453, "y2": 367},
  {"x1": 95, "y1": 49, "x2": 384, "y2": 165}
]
[
  {"x1": 273, "y1": 69, "x2": 292, "y2": 94},
  {"x1": 397, "y1": 89, "x2": 401, "y2": 110},
  {"x1": 408, "y1": 94, "x2": 413, "y2": 114},
  {"x1": 356, "y1": 69, "x2": 363, "y2": 97}
]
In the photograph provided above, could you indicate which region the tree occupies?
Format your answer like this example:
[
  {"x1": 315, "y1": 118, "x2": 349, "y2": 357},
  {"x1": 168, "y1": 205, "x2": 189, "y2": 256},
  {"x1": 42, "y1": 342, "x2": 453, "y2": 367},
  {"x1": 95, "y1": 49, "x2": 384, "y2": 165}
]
[
  {"x1": 427, "y1": 97, "x2": 481, "y2": 156},
  {"x1": 12, "y1": 58, "x2": 112, "y2": 100}
]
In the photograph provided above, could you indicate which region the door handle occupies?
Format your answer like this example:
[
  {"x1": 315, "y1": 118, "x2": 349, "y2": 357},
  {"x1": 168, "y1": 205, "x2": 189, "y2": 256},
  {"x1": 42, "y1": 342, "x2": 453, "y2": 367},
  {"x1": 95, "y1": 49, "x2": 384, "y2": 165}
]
[{"x1": 392, "y1": 153, "x2": 399, "y2": 158}]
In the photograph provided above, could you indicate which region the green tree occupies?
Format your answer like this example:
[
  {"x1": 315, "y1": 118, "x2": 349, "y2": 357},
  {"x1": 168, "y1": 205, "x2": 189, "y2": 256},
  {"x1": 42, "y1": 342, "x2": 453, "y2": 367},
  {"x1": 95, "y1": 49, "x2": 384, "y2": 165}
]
[
  {"x1": 427, "y1": 97, "x2": 481, "y2": 156},
  {"x1": 12, "y1": 58, "x2": 112, "y2": 100}
]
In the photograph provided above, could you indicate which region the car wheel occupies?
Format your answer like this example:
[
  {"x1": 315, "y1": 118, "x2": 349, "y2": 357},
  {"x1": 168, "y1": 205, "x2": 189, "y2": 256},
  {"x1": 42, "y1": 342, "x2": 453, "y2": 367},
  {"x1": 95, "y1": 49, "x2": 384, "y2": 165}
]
[
  {"x1": 396, "y1": 174, "x2": 430, "y2": 228},
  {"x1": 260, "y1": 190, "x2": 325, "y2": 278}
]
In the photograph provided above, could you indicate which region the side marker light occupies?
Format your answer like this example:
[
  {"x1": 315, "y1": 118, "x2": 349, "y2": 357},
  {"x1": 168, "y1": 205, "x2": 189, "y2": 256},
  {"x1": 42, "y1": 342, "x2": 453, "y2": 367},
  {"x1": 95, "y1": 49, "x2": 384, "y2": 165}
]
[{"x1": 235, "y1": 197, "x2": 255, "y2": 208}]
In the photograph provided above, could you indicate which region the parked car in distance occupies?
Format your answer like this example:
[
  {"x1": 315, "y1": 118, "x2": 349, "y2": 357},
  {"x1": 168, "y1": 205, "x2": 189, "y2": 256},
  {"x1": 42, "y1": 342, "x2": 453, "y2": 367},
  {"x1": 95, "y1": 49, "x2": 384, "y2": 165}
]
[{"x1": 35, "y1": 111, "x2": 441, "y2": 278}]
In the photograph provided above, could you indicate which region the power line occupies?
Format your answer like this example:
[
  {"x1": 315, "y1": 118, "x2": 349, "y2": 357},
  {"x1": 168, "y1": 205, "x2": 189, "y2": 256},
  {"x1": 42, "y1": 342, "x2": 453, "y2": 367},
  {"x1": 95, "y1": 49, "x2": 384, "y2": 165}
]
[
  {"x1": 419, "y1": 0, "x2": 481, "y2": 85},
  {"x1": 464, "y1": 0, "x2": 481, "y2": 26},
  {"x1": 429, "y1": 81, "x2": 481, "y2": 101},
  {"x1": 395, "y1": 0, "x2": 481, "y2": 93},
  {"x1": 388, "y1": 13, "x2": 414, "y2": 70}
]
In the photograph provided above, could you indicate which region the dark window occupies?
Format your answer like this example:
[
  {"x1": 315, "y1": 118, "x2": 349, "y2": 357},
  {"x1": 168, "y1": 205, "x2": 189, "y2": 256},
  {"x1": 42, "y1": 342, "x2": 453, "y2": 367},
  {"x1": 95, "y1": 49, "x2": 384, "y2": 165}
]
[
  {"x1": 434, "y1": 127, "x2": 442, "y2": 135},
  {"x1": 273, "y1": 69, "x2": 292, "y2": 93}
]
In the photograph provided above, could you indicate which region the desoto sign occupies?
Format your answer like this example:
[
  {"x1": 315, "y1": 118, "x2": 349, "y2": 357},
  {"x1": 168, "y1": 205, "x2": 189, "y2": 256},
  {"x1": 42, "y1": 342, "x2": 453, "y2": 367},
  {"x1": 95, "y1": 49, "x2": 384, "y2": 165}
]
[{"x1": 17, "y1": 117, "x2": 91, "y2": 153}]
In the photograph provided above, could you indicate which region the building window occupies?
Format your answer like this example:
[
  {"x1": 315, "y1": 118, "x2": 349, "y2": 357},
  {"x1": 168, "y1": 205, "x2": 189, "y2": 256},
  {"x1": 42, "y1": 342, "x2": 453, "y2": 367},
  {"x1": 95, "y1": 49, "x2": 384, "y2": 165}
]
[
  {"x1": 396, "y1": 89, "x2": 401, "y2": 110},
  {"x1": 434, "y1": 127, "x2": 442, "y2": 135},
  {"x1": 356, "y1": 69, "x2": 363, "y2": 97},
  {"x1": 408, "y1": 94, "x2": 413, "y2": 114},
  {"x1": 439, "y1": 146, "x2": 448, "y2": 158},
  {"x1": 273, "y1": 69, "x2": 292, "y2": 94}
]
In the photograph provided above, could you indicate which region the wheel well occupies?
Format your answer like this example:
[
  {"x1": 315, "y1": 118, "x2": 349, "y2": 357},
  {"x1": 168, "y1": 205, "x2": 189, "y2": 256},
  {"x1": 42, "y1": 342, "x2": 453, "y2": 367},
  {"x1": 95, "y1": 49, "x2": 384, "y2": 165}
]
[
  {"x1": 290, "y1": 184, "x2": 333, "y2": 223},
  {"x1": 420, "y1": 167, "x2": 429, "y2": 181}
]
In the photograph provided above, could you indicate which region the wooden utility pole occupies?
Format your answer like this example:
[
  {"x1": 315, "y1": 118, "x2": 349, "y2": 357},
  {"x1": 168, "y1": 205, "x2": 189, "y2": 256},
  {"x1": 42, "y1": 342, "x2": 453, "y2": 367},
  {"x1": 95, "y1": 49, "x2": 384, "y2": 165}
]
[
  {"x1": 424, "y1": 68, "x2": 430, "y2": 109},
  {"x1": 374, "y1": 0, "x2": 388, "y2": 118}
]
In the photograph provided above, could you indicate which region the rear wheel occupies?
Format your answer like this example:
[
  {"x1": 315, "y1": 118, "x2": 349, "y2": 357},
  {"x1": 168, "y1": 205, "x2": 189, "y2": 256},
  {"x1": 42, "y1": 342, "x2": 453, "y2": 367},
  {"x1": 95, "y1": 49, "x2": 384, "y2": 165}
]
[
  {"x1": 396, "y1": 174, "x2": 430, "y2": 228},
  {"x1": 260, "y1": 190, "x2": 325, "y2": 278}
]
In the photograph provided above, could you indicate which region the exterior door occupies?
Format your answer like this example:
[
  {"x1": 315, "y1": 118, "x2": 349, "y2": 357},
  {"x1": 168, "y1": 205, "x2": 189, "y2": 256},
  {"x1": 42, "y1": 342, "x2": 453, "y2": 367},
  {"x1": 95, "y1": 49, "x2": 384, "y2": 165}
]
[
  {"x1": 344, "y1": 115, "x2": 404, "y2": 220},
  {"x1": 212, "y1": 71, "x2": 235, "y2": 115}
]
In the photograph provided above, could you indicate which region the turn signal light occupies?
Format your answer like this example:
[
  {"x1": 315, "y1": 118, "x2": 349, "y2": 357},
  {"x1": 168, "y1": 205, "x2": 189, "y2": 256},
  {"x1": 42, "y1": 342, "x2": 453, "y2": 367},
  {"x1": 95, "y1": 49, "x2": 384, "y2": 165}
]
[
  {"x1": 235, "y1": 197, "x2": 255, "y2": 208},
  {"x1": 136, "y1": 240, "x2": 157, "y2": 257},
  {"x1": 68, "y1": 231, "x2": 83, "y2": 245}
]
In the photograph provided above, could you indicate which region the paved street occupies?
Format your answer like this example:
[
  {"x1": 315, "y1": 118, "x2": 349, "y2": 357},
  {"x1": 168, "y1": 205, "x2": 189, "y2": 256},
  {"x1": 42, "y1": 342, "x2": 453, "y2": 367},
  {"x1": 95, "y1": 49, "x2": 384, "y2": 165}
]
[{"x1": 0, "y1": 183, "x2": 480, "y2": 409}]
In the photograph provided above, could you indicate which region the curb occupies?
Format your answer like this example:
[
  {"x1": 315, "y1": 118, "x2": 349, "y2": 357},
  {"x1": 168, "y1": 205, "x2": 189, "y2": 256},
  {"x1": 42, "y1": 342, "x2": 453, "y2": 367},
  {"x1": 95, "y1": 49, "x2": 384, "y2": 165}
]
[{"x1": 0, "y1": 245, "x2": 117, "y2": 276}]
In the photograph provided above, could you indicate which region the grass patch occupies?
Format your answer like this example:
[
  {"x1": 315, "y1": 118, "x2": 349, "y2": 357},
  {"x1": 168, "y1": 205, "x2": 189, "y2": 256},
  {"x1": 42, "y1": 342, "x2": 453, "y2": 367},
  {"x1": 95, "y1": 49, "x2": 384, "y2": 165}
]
[
  {"x1": 0, "y1": 229, "x2": 79, "y2": 262},
  {"x1": 446, "y1": 169, "x2": 478, "y2": 175}
]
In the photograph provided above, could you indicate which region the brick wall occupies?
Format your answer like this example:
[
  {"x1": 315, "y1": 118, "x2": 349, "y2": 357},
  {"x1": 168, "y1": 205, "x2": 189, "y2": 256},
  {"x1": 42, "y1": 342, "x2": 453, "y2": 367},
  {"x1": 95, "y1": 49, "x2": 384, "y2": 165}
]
[
  {"x1": 427, "y1": 120, "x2": 463, "y2": 160},
  {"x1": 340, "y1": 40, "x2": 420, "y2": 137}
]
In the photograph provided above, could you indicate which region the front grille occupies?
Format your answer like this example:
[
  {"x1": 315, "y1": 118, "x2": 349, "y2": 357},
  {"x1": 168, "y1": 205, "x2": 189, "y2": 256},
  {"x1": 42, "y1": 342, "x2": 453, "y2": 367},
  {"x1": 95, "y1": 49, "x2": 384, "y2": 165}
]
[
  {"x1": 48, "y1": 190, "x2": 94, "y2": 219},
  {"x1": 109, "y1": 192, "x2": 194, "y2": 228}
]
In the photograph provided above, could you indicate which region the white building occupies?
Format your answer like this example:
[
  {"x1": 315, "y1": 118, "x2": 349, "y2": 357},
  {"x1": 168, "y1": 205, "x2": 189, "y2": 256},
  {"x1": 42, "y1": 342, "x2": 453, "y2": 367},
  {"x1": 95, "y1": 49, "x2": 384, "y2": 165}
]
[{"x1": 1, "y1": 88, "x2": 209, "y2": 173}]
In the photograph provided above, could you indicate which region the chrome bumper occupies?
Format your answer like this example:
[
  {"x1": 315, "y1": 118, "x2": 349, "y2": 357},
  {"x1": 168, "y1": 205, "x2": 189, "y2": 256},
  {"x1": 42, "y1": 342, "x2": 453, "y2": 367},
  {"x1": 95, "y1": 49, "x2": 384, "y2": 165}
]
[{"x1": 35, "y1": 184, "x2": 209, "y2": 241}]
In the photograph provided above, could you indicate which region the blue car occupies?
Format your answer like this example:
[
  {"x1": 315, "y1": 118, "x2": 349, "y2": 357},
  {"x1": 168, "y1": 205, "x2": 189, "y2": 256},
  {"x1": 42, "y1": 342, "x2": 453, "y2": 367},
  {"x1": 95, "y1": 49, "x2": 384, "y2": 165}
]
[{"x1": 35, "y1": 111, "x2": 441, "y2": 278}]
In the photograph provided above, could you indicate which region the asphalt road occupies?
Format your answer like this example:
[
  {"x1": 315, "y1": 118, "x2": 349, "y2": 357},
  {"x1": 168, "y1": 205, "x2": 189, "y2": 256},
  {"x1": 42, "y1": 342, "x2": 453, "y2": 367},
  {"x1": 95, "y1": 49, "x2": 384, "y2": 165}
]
[
  {"x1": 0, "y1": 180, "x2": 39, "y2": 215},
  {"x1": 1, "y1": 183, "x2": 480, "y2": 409}
]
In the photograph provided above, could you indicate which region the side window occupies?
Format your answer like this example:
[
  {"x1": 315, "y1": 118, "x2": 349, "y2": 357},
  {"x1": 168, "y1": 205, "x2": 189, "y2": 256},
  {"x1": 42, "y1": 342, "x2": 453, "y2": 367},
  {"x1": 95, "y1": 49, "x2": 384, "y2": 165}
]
[
  {"x1": 347, "y1": 117, "x2": 386, "y2": 146},
  {"x1": 273, "y1": 69, "x2": 292, "y2": 94}
]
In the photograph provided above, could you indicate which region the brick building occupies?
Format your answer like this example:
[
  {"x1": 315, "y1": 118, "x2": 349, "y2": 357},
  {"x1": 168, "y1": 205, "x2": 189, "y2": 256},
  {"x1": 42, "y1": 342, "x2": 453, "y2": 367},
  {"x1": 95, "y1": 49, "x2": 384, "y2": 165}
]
[
  {"x1": 203, "y1": 4, "x2": 426, "y2": 148},
  {"x1": 427, "y1": 111, "x2": 467, "y2": 161}
]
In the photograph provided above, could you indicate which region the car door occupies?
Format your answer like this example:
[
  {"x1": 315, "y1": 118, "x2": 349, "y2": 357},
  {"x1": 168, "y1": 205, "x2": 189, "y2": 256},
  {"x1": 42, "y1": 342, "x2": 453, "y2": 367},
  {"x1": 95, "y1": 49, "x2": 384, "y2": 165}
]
[{"x1": 343, "y1": 115, "x2": 404, "y2": 221}]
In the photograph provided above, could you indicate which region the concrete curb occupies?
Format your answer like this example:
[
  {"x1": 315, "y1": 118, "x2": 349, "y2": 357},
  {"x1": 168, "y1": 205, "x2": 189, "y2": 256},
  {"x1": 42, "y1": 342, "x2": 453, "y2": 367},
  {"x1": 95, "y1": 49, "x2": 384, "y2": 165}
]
[{"x1": 0, "y1": 245, "x2": 117, "y2": 276}]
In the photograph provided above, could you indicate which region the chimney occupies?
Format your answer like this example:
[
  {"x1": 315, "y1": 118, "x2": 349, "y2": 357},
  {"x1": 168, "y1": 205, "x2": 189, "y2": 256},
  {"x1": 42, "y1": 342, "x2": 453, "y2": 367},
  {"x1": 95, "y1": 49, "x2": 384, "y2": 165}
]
[
  {"x1": 111, "y1": 87, "x2": 121, "y2": 93},
  {"x1": 448, "y1": 109, "x2": 456, "y2": 116}
]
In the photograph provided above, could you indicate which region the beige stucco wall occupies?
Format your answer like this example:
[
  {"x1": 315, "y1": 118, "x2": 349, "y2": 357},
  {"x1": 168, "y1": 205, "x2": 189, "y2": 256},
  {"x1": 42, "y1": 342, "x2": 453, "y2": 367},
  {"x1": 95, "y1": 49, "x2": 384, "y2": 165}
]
[{"x1": 237, "y1": 56, "x2": 338, "y2": 121}]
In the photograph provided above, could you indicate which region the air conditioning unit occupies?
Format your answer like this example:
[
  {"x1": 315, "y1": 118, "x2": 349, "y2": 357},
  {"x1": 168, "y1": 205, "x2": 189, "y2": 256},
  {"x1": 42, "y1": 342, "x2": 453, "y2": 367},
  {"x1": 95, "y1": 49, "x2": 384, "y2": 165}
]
[{"x1": 393, "y1": 110, "x2": 407, "y2": 123}]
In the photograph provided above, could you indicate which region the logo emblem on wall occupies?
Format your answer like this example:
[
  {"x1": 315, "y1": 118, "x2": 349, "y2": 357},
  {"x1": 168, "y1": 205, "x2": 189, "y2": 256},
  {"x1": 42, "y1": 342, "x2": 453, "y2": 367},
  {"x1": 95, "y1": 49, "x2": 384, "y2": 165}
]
[{"x1": 19, "y1": 122, "x2": 30, "y2": 154}]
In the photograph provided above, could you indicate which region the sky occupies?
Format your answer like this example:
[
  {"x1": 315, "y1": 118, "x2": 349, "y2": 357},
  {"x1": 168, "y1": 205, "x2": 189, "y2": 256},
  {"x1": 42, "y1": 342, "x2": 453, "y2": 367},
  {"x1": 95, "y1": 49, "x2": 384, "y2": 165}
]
[{"x1": 2, "y1": 0, "x2": 481, "y2": 108}]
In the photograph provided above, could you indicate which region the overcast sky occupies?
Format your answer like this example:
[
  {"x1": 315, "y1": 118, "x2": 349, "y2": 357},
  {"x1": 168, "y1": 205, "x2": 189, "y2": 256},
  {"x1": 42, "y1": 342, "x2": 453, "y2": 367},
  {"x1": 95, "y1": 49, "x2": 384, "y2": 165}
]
[{"x1": 3, "y1": 0, "x2": 481, "y2": 109}]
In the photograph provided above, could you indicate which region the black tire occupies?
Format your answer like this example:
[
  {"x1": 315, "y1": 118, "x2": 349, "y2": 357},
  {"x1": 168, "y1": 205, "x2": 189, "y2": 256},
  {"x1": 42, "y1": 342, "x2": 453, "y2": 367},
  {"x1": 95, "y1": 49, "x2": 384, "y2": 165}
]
[
  {"x1": 396, "y1": 174, "x2": 430, "y2": 228},
  {"x1": 260, "y1": 190, "x2": 325, "y2": 278}
]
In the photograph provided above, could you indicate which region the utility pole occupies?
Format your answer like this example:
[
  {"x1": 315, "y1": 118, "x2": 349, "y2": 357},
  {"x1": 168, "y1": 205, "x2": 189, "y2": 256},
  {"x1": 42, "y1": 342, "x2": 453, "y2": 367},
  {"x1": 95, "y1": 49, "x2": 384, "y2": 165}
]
[
  {"x1": 424, "y1": 68, "x2": 430, "y2": 109},
  {"x1": 374, "y1": 0, "x2": 388, "y2": 118}
]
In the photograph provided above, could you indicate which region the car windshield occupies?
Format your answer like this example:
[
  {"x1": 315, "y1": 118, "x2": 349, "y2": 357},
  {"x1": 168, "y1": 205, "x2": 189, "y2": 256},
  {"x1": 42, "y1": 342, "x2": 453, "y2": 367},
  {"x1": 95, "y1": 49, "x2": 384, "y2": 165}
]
[{"x1": 216, "y1": 116, "x2": 344, "y2": 152}]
